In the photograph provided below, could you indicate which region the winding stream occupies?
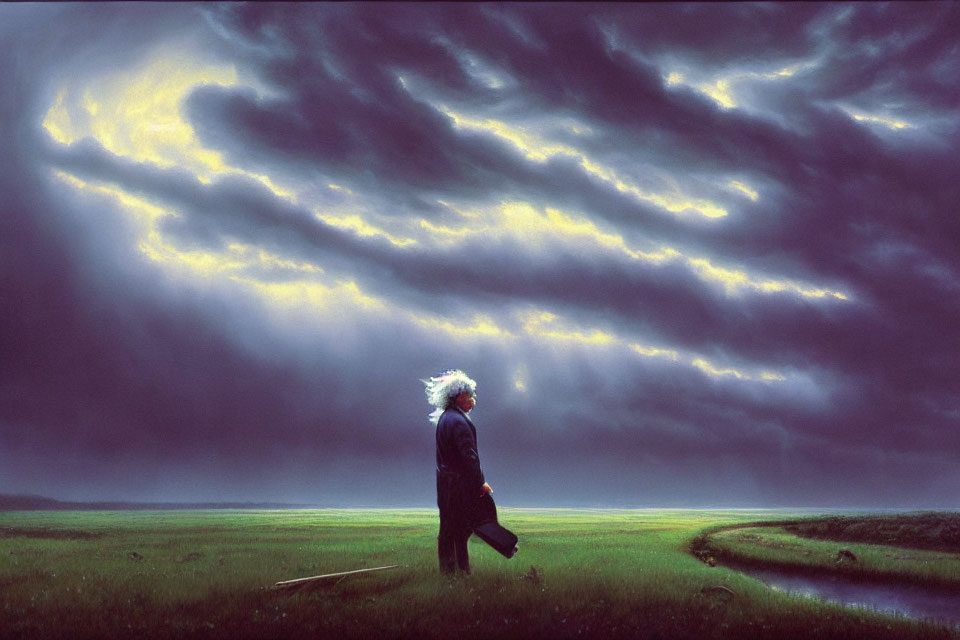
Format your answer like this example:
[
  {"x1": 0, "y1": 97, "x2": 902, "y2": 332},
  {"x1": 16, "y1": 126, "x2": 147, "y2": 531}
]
[{"x1": 724, "y1": 560, "x2": 960, "y2": 628}]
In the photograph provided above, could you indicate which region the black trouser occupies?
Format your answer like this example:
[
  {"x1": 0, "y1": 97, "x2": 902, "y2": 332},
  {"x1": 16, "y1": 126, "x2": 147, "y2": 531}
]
[{"x1": 437, "y1": 473, "x2": 473, "y2": 574}]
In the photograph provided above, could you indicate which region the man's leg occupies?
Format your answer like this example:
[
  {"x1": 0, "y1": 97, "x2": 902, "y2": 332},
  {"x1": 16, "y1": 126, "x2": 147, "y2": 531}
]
[
  {"x1": 438, "y1": 512, "x2": 457, "y2": 574},
  {"x1": 454, "y1": 524, "x2": 471, "y2": 574}
]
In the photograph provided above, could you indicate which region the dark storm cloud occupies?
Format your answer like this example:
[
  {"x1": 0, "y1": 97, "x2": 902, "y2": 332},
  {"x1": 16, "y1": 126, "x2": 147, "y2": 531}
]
[{"x1": 3, "y1": 2, "x2": 960, "y2": 507}]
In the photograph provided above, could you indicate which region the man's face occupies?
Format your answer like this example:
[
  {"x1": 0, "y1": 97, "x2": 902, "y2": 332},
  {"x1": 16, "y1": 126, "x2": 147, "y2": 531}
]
[{"x1": 455, "y1": 391, "x2": 476, "y2": 413}]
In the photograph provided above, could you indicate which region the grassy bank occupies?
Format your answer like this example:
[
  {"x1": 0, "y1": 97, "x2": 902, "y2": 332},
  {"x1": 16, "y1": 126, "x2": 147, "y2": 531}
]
[
  {"x1": 695, "y1": 513, "x2": 960, "y2": 590},
  {"x1": 0, "y1": 509, "x2": 956, "y2": 639},
  {"x1": 785, "y1": 513, "x2": 960, "y2": 553}
]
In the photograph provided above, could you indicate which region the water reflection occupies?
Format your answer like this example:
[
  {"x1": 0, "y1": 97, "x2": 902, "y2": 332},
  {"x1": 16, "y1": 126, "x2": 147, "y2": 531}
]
[{"x1": 731, "y1": 562, "x2": 960, "y2": 628}]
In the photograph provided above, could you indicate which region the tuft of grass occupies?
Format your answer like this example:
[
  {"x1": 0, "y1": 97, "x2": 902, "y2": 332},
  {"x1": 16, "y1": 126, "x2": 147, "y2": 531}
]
[{"x1": 0, "y1": 509, "x2": 955, "y2": 639}]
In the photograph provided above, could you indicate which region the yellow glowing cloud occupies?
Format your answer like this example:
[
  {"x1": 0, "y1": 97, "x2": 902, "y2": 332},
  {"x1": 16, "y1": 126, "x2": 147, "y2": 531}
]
[
  {"x1": 849, "y1": 112, "x2": 912, "y2": 130},
  {"x1": 315, "y1": 212, "x2": 417, "y2": 247},
  {"x1": 666, "y1": 72, "x2": 685, "y2": 86},
  {"x1": 42, "y1": 90, "x2": 76, "y2": 145},
  {"x1": 51, "y1": 172, "x2": 328, "y2": 281},
  {"x1": 663, "y1": 71, "x2": 738, "y2": 108},
  {"x1": 42, "y1": 47, "x2": 295, "y2": 201},
  {"x1": 519, "y1": 308, "x2": 787, "y2": 384},
  {"x1": 630, "y1": 344, "x2": 681, "y2": 361},
  {"x1": 690, "y1": 359, "x2": 786, "y2": 383},
  {"x1": 543, "y1": 207, "x2": 681, "y2": 263},
  {"x1": 440, "y1": 105, "x2": 727, "y2": 220},
  {"x1": 420, "y1": 200, "x2": 849, "y2": 302},
  {"x1": 663, "y1": 58, "x2": 818, "y2": 112},
  {"x1": 631, "y1": 343, "x2": 784, "y2": 383},
  {"x1": 578, "y1": 158, "x2": 728, "y2": 219},
  {"x1": 411, "y1": 314, "x2": 513, "y2": 340},
  {"x1": 521, "y1": 311, "x2": 615, "y2": 345},
  {"x1": 52, "y1": 171, "x2": 172, "y2": 226},
  {"x1": 422, "y1": 201, "x2": 679, "y2": 264},
  {"x1": 139, "y1": 234, "x2": 329, "y2": 279},
  {"x1": 43, "y1": 49, "x2": 404, "y2": 319},
  {"x1": 239, "y1": 278, "x2": 385, "y2": 312},
  {"x1": 691, "y1": 358, "x2": 748, "y2": 380},
  {"x1": 440, "y1": 108, "x2": 576, "y2": 162},
  {"x1": 728, "y1": 180, "x2": 759, "y2": 201},
  {"x1": 699, "y1": 79, "x2": 736, "y2": 109},
  {"x1": 687, "y1": 258, "x2": 848, "y2": 300}
]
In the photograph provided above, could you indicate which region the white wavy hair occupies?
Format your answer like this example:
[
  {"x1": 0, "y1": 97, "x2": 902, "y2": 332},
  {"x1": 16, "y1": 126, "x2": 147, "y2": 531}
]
[{"x1": 423, "y1": 369, "x2": 476, "y2": 425}]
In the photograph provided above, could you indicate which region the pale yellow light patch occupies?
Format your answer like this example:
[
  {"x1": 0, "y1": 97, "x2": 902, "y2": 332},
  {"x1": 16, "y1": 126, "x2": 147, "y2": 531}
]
[
  {"x1": 315, "y1": 212, "x2": 417, "y2": 247},
  {"x1": 440, "y1": 107, "x2": 576, "y2": 162},
  {"x1": 578, "y1": 158, "x2": 728, "y2": 219},
  {"x1": 512, "y1": 365, "x2": 528, "y2": 392},
  {"x1": 687, "y1": 258, "x2": 750, "y2": 293},
  {"x1": 630, "y1": 344, "x2": 680, "y2": 361},
  {"x1": 664, "y1": 59, "x2": 817, "y2": 114},
  {"x1": 691, "y1": 358, "x2": 788, "y2": 383},
  {"x1": 336, "y1": 281, "x2": 385, "y2": 310},
  {"x1": 756, "y1": 61, "x2": 816, "y2": 81},
  {"x1": 851, "y1": 113, "x2": 911, "y2": 130},
  {"x1": 82, "y1": 91, "x2": 100, "y2": 117},
  {"x1": 729, "y1": 180, "x2": 759, "y2": 201},
  {"x1": 629, "y1": 338, "x2": 786, "y2": 383},
  {"x1": 699, "y1": 79, "x2": 736, "y2": 109},
  {"x1": 238, "y1": 277, "x2": 385, "y2": 312},
  {"x1": 758, "y1": 281, "x2": 788, "y2": 294},
  {"x1": 328, "y1": 183, "x2": 353, "y2": 195},
  {"x1": 442, "y1": 106, "x2": 727, "y2": 220},
  {"x1": 256, "y1": 250, "x2": 323, "y2": 274},
  {"x1": 500, "y1": 202, "x2": 544, "y2": 236},
  {"x1": 140, "y1": 232, "x2": 324, "y2": 279},
  {"x1": 419, "y1": 218, "x2": 477, "y2": 238},
  {"x1": 666, "y1": 72, "x2": 685, "y2": 86},
  {"x1": 692, "y1": 358, "x2": 748, "y2": 380},
  {"x1": 52, "y1": 170, "x2": 172, "y2": 225},
  {"x1": 140, "y1": 236, "x2": 248, "y2": 277},
  {"x1": 52, "y1": 171, "x2": 231, "y2": 277},
  {"x1": 224, "y1": 243, "x2": 323, "y2": 274},
  {"x1": 53, "y1": 171, "x2": 327, "y2": 281},
  {"x1": 411, "y1": 314, "x2": 512, "y2": 339},
  {"x1": 518, "y1": 308, "x2": 787, "y2": 383},
  {"x1": 428, "y1": 197, "x2": 849, "y2": 305},
  {"x1": 41, "y1": 48, "x2": 297, "y2": 202},
  {"x1": 520, "y1": 310, "x2": 615, "y2": 345},
  {"x1": 423, "y1": 200, "x2": 685, "y2": 263},
  {"x1": 687, "y1": 257, "x2": 849, "y2": 300},
  {"x1": 42, "y1": 90, "x2": 76, "y2": 145},
  {"x1": 544, "y1": 207, "x2": 681, "y2": 263},
  {"x1": 420, "y1": 200, "x2": 847, "y2": 301}
]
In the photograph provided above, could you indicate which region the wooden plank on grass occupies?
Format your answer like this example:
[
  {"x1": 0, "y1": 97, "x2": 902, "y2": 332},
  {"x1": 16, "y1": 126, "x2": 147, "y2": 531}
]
[{"x1": 273, "y1": 564, "x2": 401, "y2": 589}]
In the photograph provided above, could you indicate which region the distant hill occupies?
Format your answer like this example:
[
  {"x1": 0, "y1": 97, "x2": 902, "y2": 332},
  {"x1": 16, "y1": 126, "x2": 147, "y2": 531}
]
[{"x1": 0, "y1": 494, "x2": 319, "y2": 511}]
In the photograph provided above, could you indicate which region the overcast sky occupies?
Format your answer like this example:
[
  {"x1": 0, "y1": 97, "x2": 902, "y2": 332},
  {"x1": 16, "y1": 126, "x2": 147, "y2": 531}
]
[{"x1": 2, "y1": 3, "x2": 959, "y2": 508}]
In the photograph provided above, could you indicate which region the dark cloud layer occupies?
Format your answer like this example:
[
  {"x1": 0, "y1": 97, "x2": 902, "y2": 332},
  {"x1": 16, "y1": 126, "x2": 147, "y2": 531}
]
[{"x1": 2, "y1": 3, "x2": 959, "y2": 508}]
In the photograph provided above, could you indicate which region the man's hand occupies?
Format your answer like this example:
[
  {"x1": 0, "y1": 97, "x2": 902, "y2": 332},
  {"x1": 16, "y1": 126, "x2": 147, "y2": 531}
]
[{"x1": 482, "y1": 482, "x2": 493, "y2": 495}]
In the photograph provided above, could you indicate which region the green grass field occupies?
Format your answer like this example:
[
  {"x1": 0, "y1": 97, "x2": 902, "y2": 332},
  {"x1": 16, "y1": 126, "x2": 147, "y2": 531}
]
[{"x1": 1, "y1": 509, "x2": 957, "y2": 639}]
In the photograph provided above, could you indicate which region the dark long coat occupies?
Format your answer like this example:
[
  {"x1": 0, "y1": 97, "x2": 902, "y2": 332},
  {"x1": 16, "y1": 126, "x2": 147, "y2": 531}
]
[
  {"x1": 435, "y1": 406, "x2": 485, "y2": 524},
  {"x1": 436, "y1": 405, "x2": 518, "y2": 558}
]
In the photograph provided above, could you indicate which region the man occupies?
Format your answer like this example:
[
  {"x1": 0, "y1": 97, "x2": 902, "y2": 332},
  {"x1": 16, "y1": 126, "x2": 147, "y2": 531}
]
[{"x1": 424, "y1": 369, "x2": 497, "y2": 575}]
